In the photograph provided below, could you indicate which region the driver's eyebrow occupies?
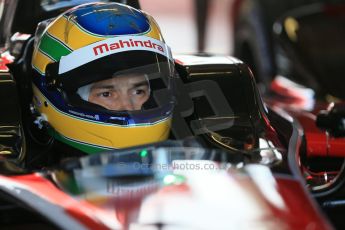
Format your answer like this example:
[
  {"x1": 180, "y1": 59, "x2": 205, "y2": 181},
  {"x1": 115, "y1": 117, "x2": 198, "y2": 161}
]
[
  {"x1": 92, "y1": 85, "x2": 114, "y2": 90},
  {"x1": 132, "y1": 81, "x2": 149, "y2": 88},
  {"x1": 90, "y1": 79, "x2": 149, "y2": 91}
]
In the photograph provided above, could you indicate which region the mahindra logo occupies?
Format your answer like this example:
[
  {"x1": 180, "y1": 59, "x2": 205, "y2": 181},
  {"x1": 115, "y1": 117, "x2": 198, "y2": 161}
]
[{"x1": 93, "y1": 39, "x2": 164, "y2": 56}]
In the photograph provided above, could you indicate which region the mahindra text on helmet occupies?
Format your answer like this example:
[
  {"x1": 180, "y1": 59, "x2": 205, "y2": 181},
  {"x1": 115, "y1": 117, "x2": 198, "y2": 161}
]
[
  {"x1": 58, "y1": 36, "x2": 172, "y2": 75},
  {"x1": 93, "y1": 38, "x2": 164, "y2": 56}
]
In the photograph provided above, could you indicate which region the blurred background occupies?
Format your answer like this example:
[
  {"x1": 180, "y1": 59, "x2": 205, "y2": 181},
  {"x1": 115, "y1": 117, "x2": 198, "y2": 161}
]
[{"x1": 141, "y1": 0, "x2": 233, "y2": 55}]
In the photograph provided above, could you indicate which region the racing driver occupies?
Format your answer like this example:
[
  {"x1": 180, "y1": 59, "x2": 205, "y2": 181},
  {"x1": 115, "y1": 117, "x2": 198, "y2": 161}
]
[{"x1": 30, "y1": 2, "x2": 176, "y2": 159}]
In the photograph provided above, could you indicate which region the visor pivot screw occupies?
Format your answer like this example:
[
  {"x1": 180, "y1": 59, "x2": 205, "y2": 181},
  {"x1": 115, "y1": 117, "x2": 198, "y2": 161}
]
[{"x1": 34, "y1": 115, "x2": 47, "y2": 129}]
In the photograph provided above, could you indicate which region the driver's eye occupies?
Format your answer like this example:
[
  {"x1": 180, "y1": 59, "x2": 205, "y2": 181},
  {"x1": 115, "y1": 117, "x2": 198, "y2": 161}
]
[
  {"x1": 134, "y1": 89, "x2": 145, "y2": 95},
  {"x1": 101, "y1": 92, "x2": 111, "y2": 97}
]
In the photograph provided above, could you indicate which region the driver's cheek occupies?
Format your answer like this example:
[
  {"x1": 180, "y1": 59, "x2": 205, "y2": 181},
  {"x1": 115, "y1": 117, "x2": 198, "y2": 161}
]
[
  {"x1": 131, "y1": 97, "x2": 144, "y2": 110},
  {"x1": 131, "y1": 93, "x2": 150, "y2": 110}
]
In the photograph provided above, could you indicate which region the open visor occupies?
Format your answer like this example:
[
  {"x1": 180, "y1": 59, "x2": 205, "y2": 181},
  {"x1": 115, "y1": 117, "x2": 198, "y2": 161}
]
[{"x1": 45, "y1": 39, "x2": 175, "y2": 125}]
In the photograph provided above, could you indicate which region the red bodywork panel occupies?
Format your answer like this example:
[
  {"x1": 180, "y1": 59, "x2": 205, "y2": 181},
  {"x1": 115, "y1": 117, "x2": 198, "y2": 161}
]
[
  {"x1": 292, "y1": 111, "x2": 345, "y2": 157},
  {"x1": 0, "y1": 172, "x2": 332, "y2": 230},
  {"x1": 0, "y1": 52, "x2": 13, "y2": 72},
  {"x1": 0, "y1": 174, "x2": 112, "y2": 230},
  {"x1": 275, "y1": 177, "x2": 331, "y2": 229},
  {"x1": 269, "y1": 78, "x2": 345, "y2": 157}
]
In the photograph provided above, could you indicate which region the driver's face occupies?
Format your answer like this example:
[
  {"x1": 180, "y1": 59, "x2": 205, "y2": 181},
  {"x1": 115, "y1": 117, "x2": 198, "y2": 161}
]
[{"x1": 88, "y1": 74, "x2": 150, "y2": 111}]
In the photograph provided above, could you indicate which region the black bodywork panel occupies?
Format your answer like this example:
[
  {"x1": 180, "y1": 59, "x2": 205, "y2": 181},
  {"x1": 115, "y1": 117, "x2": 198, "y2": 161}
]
[{"x1": 0, "y1": 72, "x2": 25, "y2": 166}]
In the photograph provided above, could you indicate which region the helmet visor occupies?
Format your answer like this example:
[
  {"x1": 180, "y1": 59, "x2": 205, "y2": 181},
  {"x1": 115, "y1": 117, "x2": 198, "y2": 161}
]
[
  {"x1": 44, "y1": 34, "x2": 175, "y2": 125},
  {"x1": 75, "y1": 61, "x2": 174, "y2": 113}
]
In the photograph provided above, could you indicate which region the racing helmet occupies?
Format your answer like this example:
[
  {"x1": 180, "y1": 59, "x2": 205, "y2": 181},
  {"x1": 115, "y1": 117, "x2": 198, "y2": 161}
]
[{"x1": 31, "y1": 2, "x2": 175, "y2": 154}]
